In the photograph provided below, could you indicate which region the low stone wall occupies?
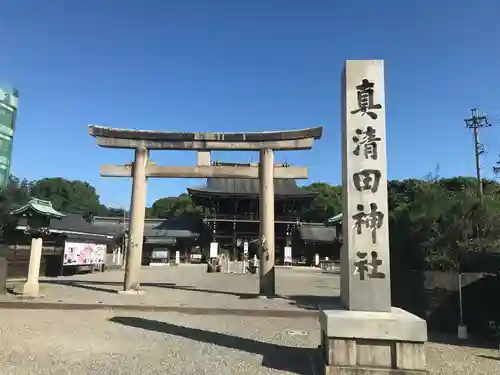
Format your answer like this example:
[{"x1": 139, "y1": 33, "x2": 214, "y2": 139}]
[{"x1": 423, "y1": 271, "x2": 485, "y2": 291}]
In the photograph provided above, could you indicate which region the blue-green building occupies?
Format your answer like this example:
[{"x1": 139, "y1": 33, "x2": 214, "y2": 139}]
[{"x1": 0, "y1": 85, "x2": 19, "y2": 189}]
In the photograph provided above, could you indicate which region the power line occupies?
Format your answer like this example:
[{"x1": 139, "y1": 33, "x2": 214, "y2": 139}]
[{"x1": 464, "y1": 108, "x2": 490, "y2": 203}]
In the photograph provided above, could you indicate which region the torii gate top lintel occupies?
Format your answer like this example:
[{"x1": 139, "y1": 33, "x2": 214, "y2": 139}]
[{"x1": 88, "y1": 124, "x2": 323, "y2": 150}]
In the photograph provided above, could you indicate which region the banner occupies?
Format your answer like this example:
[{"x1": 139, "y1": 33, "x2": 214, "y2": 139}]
[
  {"x1": 284, "y1": 246, "x2": 292, "y2": 264},
  {"x1": 63, "y1": 242, "x2": 106, "y2": 266},
  {"x1": 209, "y1": 242, "x2": 218, "y2": 258}
]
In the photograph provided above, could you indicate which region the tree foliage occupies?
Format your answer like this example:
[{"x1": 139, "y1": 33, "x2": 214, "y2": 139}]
[
  {"x1": 30, "y1": 178, "x2": 105, "y2": 216},
  {"x1": 300, "y1": 182, "x2": 341, "y2": 223},
  {"x1": 0, "y1": 176, "x2": 33, "y2": 234},
  {"x1": 149, "y1": 194, "x2": 201, "y2": 218},
  {"x1": 3, "y1": 173, "x2": 500, "y2": 273},
  {"x1": 388, "y1": 177, "x2": 500, "y2": 272}
]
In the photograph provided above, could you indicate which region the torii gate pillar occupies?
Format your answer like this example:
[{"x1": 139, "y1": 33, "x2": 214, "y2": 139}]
[
  {"x1": 259, "y1": 148, "x2": 275, "y2": 296},
  {"x1": 123, "y1": 147, "x2": 148, "y2": 293}
]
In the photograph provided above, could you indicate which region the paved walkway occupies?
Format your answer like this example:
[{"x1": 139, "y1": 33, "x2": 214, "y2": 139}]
[
  {"x1": 0, "y1": 309, "x2": 322, "y2": 375},
  {"x1": 1, "y1": 308, "x2": 500, "y2": 375},
  {"x1": 3, "y1": 265, "x2": 341, "y2": 315},
  {"x1": 2, "y1": 265, "x2": 500, "y2": 374}
]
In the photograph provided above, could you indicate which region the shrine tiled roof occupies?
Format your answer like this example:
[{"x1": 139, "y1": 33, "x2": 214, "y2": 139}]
[
  {"x1": 10, "y1": 198, "x2": 65, "y2": 219},
  {"x1": 187, "y1": 178, "x2": 317, "y2": 197},
  {"x1": 16, "y1": 213, "x2": 121, "y2": 237}
]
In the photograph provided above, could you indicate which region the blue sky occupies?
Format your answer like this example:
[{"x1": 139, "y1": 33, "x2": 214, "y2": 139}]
[{"x1": 1, "y1": 1, "x2": 500, "y2": 208}]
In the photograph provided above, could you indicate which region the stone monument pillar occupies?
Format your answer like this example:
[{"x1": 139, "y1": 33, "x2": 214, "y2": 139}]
[
  {"x1": 319, "y1": 60, "x2": 428, "y2": 374},
  {"x1": 123, "y1": 147, "x2": 149, "y2": 293},
  {"x1": 22, "y1": 237, "x2": 43, "y2": 298},
  {"x1": 259, "y1": 148, "x2": 276, "y2": 296}
]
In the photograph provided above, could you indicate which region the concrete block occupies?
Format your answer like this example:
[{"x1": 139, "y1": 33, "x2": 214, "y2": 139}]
[
  {"x1": 320, "y1": 306, "x2": 428, "y2": 374},
  {"x1": 395, "y1": 342, "x2": 426, "y2": 371},
  {"x1": 322, "y1": 331, "x2": 356, "y2": 366},
  {"x1": 356, "y1": 339, "x2": 392, "y2": 368},
  {"x1": 320, "y1": 306, "x2": 427, "y2": 342}
]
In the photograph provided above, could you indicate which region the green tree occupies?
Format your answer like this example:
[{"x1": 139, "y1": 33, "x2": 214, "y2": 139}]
[
  {"x1": 150, "y1": 194, "x2": 201, "y2": 218},
  {"x1": 388, "y1": 177, "x2": 500, "y2": 272},
  {"x1": 301, "y1": 182, "x2": 342, "y2": 222},
  {"x1": 31, "y1": 178, "x2": 105, "y2": 215},
  {"x1": 0, "y1": 175, "x2": 34, "y2": 234},
  {"x1": 150, "y1": 196, "x2": 181, "y2": 218}
]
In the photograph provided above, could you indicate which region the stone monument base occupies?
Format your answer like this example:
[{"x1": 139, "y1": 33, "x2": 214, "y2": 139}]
[
  {"x1": 319, "y1": 306, "x2": 428, "y2": 374},
  {"x1": 21, "y1": 281, "x2": 42, "y2": 298}
]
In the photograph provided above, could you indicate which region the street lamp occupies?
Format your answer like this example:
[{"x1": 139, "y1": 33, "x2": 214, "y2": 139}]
[{"x1": 104, "y1": 201, "x2": 127, "y2": 228}]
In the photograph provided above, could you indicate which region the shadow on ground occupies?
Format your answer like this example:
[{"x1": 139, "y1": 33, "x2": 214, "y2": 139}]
[
  {"x1": 477, "y1": 354, "x2": 500, "y2": 361},
  {"x1": 109, "y1": 316, "x2": 320, "y2": 375},
  {"x1": 286, "y1": 295, "x2": 341, "y2": 310},
  {"x1": 37, "y1": 279, "x2": 338, "y2": 310},
  {"x1": 38, "y1": 280, "x2": 177, "y2": 294}
]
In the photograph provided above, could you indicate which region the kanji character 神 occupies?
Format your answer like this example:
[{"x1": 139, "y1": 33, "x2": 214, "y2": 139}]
[{"x1": 351, "y1": 203, "x2": 384, "y2": 244}]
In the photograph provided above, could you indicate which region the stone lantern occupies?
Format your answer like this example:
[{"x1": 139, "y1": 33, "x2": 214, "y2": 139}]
[{"x1": 10, "y1": 199, "x2": 64, "y2": 297}]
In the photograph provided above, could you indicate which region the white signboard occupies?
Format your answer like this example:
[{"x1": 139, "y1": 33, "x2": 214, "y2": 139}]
[
  {"x1": 243, "y1": 241, "x2": 249, "y2": 254},
  {"x1": 209, "y1": 242, "x2": 218, "y2": 258},
  {"x1": 93, "y1": 244, "x2": 106, "y2": 264},
  {"x1": 175, "y1": 250, "x2": 180, "y2": 264},
  {"x1": 151, "y1": 250, "x2": 169, "y2": 259},
  {"x1": 284, "y1": 246, "x2": 292, "y2": 264},
  {"x1": 63, "y1": 242, "x2": 105, "y2": 266}
]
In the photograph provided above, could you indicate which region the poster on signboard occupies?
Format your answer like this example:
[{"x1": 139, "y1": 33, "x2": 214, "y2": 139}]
[
  {"x1": 63, "y1": 242, "x2": 101, "y2": 266},
  {"x1": 63, "y1": 242, "x2": 81, "y2": 266},
  {"x1": 93, "y1": 244, "x2": 106, "y2": 264}
]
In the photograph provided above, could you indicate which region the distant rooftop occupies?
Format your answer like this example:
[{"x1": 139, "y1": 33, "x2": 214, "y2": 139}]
[{"x1": 187, "y1": 178, "x2": 317, "y2": 198}]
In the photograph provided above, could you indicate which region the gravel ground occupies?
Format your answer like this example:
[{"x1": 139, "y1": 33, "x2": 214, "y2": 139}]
[
  {"x1": 0, "y1": 309, "x2": 499, "y2": 375},
  {"x1": 3, "y1": 266, "x2": 500, "y2": 374},
  {"x1": 4, "y1": 265, "x2": 341, "y2": 311},
  {"x1": 0, "y1": 310, "x2": 320, "y2": 375}
]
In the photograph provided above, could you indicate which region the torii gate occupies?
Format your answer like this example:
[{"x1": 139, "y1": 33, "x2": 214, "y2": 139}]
[{"x1": 88, "y1": 125, "x2": 323, "y2": 296}]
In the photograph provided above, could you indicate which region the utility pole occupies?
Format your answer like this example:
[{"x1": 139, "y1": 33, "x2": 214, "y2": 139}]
[{"x1": 464, "y1": 108, "x2": 490, "y2": 203}]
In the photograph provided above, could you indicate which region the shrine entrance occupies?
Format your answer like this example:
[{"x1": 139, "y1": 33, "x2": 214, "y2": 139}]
[{"x1": 88, "y1": 125, "x2": 322, "y2": 296}]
